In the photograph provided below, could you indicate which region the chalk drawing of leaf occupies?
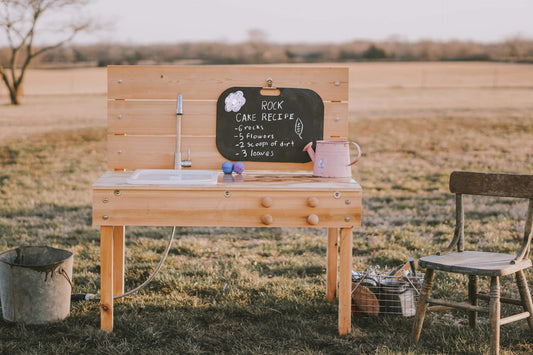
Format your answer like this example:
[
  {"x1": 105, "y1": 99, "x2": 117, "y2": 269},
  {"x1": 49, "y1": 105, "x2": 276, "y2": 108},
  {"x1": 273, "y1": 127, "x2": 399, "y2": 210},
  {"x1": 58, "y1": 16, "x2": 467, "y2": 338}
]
[{"x1": 295, "y1": 118, "x2": 304, "y2": 139}]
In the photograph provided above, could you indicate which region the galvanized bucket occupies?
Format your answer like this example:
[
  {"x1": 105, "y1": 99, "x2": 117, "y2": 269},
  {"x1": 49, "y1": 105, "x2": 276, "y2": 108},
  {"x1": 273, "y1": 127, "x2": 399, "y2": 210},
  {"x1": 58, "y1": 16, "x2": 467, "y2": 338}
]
[{"x1": 0, "y1": 246, "x2": 73, "y2": 324}]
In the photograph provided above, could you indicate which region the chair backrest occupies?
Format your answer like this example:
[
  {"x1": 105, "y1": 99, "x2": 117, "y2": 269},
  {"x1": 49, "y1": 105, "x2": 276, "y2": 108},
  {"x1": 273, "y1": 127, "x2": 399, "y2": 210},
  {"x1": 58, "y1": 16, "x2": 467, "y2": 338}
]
[
  {"x1": 447, "y1": 171, "x2": 533, "y2": 258},
  {"x1": 450, "y1": 171, "x2": 533, "y2": 199},
  {"x1": 107, "y1": 65, "x2": 349, "y2": 171}
]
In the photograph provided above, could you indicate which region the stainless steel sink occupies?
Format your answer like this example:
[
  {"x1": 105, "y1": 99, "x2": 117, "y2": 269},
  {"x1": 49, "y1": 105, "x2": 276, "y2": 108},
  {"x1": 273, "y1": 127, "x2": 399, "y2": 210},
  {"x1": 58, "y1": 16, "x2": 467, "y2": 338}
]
[{"x1": 126, "y1": 169, "x2": 219, "y2": 185}]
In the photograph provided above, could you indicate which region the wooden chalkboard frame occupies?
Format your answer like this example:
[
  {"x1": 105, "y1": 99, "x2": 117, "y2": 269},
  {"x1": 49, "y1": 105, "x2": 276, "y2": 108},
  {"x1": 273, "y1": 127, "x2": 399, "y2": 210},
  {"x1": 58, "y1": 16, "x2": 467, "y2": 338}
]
[
  {"x1": 216, "y1": 86, "x2": 324, "y2": 163},
  {"x1": 106, "y1": 65, "x2": 349, "y2": 171}
]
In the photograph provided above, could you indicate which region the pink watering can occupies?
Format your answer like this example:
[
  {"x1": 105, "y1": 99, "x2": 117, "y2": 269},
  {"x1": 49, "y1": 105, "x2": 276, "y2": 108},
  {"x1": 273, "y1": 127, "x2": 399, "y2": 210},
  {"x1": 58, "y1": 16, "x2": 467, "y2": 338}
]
[{"x1": 303, "y1": 140, "x2": 361, "y2": 178}]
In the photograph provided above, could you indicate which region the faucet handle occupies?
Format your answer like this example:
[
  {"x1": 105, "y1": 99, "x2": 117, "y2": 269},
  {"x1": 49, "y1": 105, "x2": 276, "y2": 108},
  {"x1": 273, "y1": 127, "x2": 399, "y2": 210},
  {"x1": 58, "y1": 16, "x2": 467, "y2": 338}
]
[
  {"x1": 181, "y1": 148, "x2": 192, "y2": 168},
  {"x1": 177, "y1": 94, "x2": 183, "y2": 115}
]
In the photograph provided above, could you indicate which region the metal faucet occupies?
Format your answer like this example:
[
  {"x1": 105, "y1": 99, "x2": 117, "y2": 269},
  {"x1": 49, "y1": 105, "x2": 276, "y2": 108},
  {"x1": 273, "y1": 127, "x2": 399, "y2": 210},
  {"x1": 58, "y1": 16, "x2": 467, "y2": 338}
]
[{"x1": 175, "y1": 93, "x2": 192, "y2": 169}]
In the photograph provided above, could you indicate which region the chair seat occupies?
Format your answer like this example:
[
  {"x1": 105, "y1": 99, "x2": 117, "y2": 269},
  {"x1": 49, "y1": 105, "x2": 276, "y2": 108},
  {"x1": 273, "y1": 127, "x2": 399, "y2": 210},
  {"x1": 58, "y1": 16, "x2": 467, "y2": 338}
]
[{"x1": 419, "y1": 251, "x2": 532, "y2": 276}]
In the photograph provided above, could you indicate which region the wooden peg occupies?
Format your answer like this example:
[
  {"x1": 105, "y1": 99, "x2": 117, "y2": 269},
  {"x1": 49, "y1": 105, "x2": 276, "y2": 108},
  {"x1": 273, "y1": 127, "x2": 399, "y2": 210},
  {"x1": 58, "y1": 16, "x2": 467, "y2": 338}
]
[{"x1": 261, "y1": 214, "x2": 273, "y2": 225}]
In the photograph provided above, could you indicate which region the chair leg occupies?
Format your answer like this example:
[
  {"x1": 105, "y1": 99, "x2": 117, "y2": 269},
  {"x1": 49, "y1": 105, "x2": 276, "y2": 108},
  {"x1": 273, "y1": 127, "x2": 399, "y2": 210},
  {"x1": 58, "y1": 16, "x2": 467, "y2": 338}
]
[
  {"x1": 489, "y1": 276, "x2": 501, "y2": 355},
  {"x1": 468, "y1": 274, "x2": 478, "y2": 328},
  {"x1": 515, "y1": 270, "x2": 533, "y2": 333},
  {"x1": 412, "y1": 268, "x2": 435, "y2": 343}
]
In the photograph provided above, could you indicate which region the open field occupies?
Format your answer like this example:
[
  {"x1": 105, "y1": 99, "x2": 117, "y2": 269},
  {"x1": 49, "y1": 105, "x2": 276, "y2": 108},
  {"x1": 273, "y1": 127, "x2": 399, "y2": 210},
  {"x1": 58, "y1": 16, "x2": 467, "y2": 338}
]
[
  {"x1": 0, "y1": 62, "x2": 532, "y2": 353},
  {"x1": 1, "y1": 62, "x2": 532, "y2": 143}
]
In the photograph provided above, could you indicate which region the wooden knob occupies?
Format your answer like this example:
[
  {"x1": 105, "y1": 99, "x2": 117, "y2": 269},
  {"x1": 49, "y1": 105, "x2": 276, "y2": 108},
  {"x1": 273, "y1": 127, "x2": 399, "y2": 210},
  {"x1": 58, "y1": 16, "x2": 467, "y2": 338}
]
[
  {"x1": 307, "y1": 197, "x2": 319, "y2": 208},
  {"x1": 261, "y1": 196, "x2": 273, "y2": 208},
  {"x1": 307, "y1": 214, "x2": 319, "y2": 225},
  {"x1": 261, "y1": 214, "x2": 273, "y2": 225}
]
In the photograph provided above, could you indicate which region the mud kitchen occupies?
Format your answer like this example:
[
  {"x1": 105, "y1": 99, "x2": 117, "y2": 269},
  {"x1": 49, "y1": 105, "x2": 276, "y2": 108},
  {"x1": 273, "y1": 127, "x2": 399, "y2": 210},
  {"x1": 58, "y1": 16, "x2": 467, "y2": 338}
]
[{"x1": 92, "y1": 65, "x2": 362, "y2": 336}]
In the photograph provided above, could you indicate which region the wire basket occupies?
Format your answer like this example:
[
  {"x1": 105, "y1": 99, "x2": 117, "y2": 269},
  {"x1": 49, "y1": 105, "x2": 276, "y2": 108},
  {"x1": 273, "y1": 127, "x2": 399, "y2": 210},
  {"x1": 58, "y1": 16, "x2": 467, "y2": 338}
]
[{"x1": 352, "y1": 267, "x2": 424, "y2": 317}]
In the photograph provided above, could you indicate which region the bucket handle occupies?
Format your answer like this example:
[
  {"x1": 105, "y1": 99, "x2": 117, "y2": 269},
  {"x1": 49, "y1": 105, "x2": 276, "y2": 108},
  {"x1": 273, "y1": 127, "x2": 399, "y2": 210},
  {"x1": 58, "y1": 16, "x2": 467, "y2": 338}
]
[{"x1": 59, "y1": 268, "x2": 73, "y2": 288}]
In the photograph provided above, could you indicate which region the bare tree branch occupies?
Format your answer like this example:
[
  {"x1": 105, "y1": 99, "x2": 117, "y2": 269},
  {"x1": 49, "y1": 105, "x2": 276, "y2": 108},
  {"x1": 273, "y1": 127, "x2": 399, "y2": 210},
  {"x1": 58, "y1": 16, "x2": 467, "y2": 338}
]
[
  {"x1": 0, "y1": 63, "x2": 11, "y2": 89},
  {"x1": 0, "y1": 0, "x2": 94, "y2": 104}
]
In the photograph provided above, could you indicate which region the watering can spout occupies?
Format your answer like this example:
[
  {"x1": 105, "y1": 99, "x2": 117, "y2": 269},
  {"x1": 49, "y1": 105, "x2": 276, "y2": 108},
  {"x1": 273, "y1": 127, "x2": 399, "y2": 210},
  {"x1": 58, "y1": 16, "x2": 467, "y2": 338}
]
[{"x1": 303, "y1": 142, "x2": 315, "y2": 162}]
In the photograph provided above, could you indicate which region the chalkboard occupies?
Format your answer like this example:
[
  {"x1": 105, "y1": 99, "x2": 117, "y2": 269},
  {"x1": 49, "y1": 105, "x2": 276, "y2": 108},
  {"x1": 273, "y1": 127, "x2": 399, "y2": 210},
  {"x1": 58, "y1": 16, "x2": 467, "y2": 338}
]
[{"x1": 216, "y1": 87, "x2": 324, "y2": 162}]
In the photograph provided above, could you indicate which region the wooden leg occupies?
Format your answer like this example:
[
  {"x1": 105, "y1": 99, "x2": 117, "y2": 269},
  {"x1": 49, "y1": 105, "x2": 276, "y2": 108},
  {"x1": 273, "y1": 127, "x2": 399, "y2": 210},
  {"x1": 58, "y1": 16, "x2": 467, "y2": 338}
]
[
  {"x1": 412, "y1": 268, "x2": 435, "y2": 343},
  {"x1": 489, "y1": 276, "x2": 501, "y2": 355},
  {"x1": 515, "y1": 270, "x2": 533, "y2": 333},
  {"x1": 113, "y1": 226, "x2": 125, "y2": 297},
  {"x1": 338, "y1": 227, "x2": 353, "y2": 335},
  {"x1": 100, "y1": 226, "x2": 114, "y2": 332},
  {"x1": 468, "y1": 274, "x2": 478, "y2": 328},
  {"x1": 326, "y1": 228, "x2": 339, "y2": 302}
]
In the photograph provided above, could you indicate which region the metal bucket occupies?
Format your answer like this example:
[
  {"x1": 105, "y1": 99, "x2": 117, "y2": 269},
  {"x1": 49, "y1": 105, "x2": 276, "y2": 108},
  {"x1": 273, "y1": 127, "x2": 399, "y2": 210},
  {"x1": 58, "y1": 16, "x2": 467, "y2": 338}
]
[{"x1": 0, "y1": 246, "x2": 73, "y2": 324}]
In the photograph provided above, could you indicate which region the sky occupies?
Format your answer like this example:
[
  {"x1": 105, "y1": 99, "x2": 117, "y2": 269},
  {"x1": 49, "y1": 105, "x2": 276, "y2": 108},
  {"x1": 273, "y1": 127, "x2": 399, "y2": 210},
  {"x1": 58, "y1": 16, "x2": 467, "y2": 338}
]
[
  {"x1": 76, "y1": 0, "x2": 533, "y2": 44},
  {"x1": 3, "y1": 0, "x2": 533, "y2": 46}
]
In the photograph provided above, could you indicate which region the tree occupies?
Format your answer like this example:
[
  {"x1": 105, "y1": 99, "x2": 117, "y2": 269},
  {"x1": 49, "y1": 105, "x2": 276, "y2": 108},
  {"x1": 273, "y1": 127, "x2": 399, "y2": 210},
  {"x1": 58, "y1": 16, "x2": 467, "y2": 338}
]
[
  {"x1": 0, "y1": 0, "x2": 93, "y2": 104},
  {"x1": 362, "y1": 44, "x2": 388, "y2": 60}
]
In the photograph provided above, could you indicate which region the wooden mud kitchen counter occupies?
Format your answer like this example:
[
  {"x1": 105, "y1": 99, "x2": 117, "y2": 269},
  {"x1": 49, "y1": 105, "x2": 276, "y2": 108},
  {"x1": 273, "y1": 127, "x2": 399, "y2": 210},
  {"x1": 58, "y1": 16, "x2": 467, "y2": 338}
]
[{"x1": 92, "y1": 65, "x2": 362, "y2": 335}]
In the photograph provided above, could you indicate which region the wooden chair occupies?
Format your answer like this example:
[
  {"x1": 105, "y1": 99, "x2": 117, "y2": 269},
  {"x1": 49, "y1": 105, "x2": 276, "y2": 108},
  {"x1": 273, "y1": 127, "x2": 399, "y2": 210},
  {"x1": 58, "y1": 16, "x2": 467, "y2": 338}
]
[{"x1": 412, "y1": 171, "x2": 533, "y2": 355}]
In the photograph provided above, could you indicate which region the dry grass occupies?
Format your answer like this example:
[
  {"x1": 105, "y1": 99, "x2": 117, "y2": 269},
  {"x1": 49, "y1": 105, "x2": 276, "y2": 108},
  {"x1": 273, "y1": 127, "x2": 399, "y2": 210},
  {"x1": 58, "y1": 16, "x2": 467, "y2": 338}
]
[
  {"x1": 0, "y1": 62, "x2": 532, "y2": 354},
  {"x1": 0, "y1": 68, "x2": 106, "y2": 97},
  {"x1": 0, "y1": 95, "x2": 106, "y2": 143},
  {"x1": 348, "y1": 62, "x2": 533, "y2": 89}
]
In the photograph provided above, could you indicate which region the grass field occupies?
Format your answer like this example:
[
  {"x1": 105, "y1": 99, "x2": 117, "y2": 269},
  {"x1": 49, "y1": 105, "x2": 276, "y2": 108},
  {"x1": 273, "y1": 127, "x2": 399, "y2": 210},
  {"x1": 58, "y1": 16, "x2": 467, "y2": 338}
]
[{"x1": 0, "y1": 63, "x2": 532, "y2": 354}]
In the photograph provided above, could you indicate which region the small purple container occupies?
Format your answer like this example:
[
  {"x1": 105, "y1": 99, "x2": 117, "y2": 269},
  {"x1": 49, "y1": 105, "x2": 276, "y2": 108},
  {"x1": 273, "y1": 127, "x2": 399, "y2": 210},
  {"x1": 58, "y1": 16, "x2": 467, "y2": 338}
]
[{"x1": 233, "y1": 161, "x2": 245, "y2": 174}]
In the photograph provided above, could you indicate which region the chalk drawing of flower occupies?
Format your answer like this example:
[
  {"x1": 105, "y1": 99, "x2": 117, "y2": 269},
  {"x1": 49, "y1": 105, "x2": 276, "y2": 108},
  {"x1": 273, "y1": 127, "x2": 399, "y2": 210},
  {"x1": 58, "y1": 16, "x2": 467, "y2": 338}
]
[{"x1": 225, "y1": 91, "x2": 246, "y2": 112}]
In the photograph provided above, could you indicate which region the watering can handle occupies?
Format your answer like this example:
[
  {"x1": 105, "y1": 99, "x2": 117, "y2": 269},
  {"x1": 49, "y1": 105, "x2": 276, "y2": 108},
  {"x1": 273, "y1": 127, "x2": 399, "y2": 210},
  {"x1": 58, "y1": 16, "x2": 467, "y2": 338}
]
[{"x1": 347, "y1": 142, "x2": 362, "y2": 166}]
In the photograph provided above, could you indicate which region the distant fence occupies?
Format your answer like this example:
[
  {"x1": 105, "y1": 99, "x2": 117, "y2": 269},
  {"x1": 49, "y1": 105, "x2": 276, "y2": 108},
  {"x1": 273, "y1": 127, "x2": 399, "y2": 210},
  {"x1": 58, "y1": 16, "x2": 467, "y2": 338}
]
[{"x1": 1, "y1": 63, "x2": 532, "y2": 98}]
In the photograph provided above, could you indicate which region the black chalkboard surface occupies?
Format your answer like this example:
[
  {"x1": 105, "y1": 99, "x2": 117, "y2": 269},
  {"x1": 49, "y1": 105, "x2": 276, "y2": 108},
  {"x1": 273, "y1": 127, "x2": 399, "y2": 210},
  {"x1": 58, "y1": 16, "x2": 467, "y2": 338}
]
[{"x1": 216, "y1": 87, "x2": 324, "y2": 163}]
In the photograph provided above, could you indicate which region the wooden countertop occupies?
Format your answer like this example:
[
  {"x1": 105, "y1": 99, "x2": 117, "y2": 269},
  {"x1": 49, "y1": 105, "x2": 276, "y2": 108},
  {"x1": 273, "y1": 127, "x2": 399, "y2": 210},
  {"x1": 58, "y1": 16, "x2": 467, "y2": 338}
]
[{"x1": 93, "y1": 170, "x2": 362, "y2": 192}]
